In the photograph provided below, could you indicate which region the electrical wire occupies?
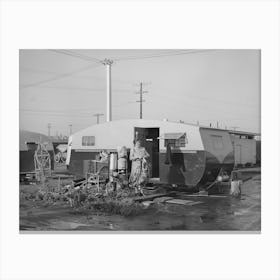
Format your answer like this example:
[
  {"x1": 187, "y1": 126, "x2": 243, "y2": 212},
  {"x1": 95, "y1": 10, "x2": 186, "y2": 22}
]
[
  {"x1": 20, "y1": 64, "x2": 101, "y2": 89},
  {"x1": 19, "y1": 84, "x2": 134, "y2": 94},
  {"x1": 20, "y1": 109, "x2": 96, "y2": 118},
  {"x1": 49, "y1": 49, "x2": 216, "y2": 63},
  {"x1": 21, "y1": 85, "x2": 105, "y2": 92},
  {"x1": 20, "y1": 67, "x2": 137, "y2": 86},
  {"x1": 113, "y1": 49, "x2": 215, "y2": 62},
  {"x1": 49, "y1": 49, "x2": 102, "y2": 63},
  {"x1": 108, "y1": 50, "x2": 195, "y2": 60},
  {"x1": 21, "y1": 50, "x2": 216, "y2": 89}
]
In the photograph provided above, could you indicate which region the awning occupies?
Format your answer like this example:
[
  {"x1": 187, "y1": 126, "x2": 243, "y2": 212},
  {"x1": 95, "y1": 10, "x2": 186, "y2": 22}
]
[{"x1": 161, "y1": 132, "x2": 186, "y2": 140}]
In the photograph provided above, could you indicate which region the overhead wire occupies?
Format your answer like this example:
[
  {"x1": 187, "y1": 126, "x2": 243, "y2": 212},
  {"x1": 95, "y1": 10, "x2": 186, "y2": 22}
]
[
  {"x1": 49, "y1": 49, "x2": 216, "y2": 63},
  {"x1": 109, "y1": 49, "x2": 196, "y2": 60},
  {"x1": 20, "y1": 63, "x2": 101, "y2": 89},
  {"x1": 48, "y1": 49, "x2": 102, "y2": 63},
  {"x1": 151, "y1": 90, "x2": 257, "y2": 109},
  {"x1": 21, "y1": 85, "x2": 105, "y2": 92},
  {"x1": 20, "y1": 109, "x2": 97, "y2": 118},
  {"x1": 112, "y1": 49, "x2": 215, "y2": 61},
  {"x1": 21, "y1": 50, "x2": 216, "y2": 89},
  {"x1": 19, "y1": 84, "x2": 134, "y2": 94}
]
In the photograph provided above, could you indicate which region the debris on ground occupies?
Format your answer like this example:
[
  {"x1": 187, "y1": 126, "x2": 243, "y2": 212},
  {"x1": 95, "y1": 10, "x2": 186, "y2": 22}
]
[
  {"x1": 153, "y1": 196, "x2": 174, "y2": 203},
  {"x1": 165, "y1": 199, "x2": 203, "y2": 206},
  {"x1": 20, "y1": 170, "x2": 261, "y2": 231},
  {"x1": 142, "y1": 201, "x2": 154, "y2": 208},
  {"x1": 20, "y1": 169, "x2": 242, "y2": 219}
]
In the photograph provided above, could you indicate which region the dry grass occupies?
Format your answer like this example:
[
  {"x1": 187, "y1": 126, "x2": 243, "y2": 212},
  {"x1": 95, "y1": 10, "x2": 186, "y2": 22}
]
[
  {"x1": 20, "y1": 178, "x2": 150, "y2": 216},
  {"x1": 83, "y1": 197, "x2": 145, "y2": 216}
]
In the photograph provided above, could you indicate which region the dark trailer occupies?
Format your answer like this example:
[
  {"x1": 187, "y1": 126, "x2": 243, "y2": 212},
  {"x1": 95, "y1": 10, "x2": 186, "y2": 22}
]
[{"x1": 20, "y1": 130, "x2": 54, "y2": 177}]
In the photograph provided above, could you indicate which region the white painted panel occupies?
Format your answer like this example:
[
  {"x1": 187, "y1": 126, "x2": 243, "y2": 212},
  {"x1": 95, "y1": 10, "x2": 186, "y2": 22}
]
[
  {"x1": 231, "y1": 136, "x2": 256, "y2": 165},
  {"x1": 65, "y1": 135, "x2": 72, "y2": 165}
]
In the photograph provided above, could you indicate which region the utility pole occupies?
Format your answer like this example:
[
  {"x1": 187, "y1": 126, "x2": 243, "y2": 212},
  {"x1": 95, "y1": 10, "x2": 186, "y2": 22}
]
[
  {"x1": 69, "y1": 124, "x2": 72, "y2": 135},
  {"x1": 102, "y1": 59, "x2": 113, "y2": 122},
  {"x1": 135, "y1": 82, "x2": 148, "y2": 119},
  {"x1": 93, "y1": 113, "x2": 104, "y2": 124},
  {"x1": 230, "y1": 126, "x2": 239, "y2": 131},
  {"x1": 47, "y1": 123, "x2": 51, "y2": 138}
]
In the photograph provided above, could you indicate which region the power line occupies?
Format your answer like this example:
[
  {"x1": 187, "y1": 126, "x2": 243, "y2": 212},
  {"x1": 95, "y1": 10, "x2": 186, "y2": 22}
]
[
  {"x1": 109, "y1": 50, "x2": 189, "y2": 61},
  {"x1": 20, "y1": 64, "x2": 101, "y2": 89},
  {"x1": 20, "y1": 67, "x2": 136, "y2": 85},
  {"x1": 113, "y1": 49, "x2": 215, "y2": 62},
  {"x1": 48, "y1": 49, "x2": 102, "y2": 63},
  {"x1": 62, "y1": 50, "x2": 102, "y2": 63},
  {"x1": 151, "y1": 89, "x2": 258, "y2": 109},
  {"x1": 20, "y1": 50, "x2": 215, "y2": 90},
  {"x1": 20, "y1": 85, "x2": 105, "y2": 92},
  {"x1": 49, "y1": 49, "x2": 214, "y2": 63},
  {"x1": 21, "y1": 112, "x2": 96, "y2": 118}
]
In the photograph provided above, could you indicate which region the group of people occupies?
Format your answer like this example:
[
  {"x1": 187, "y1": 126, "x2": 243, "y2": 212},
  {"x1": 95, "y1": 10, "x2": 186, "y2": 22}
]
[{"x1": 98, "y1": 139, "x2": 150, "y2": 195}]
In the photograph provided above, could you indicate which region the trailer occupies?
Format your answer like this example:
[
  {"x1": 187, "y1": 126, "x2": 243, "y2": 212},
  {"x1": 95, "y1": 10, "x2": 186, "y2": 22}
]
[
  {"x1": 229, "y1": 130, "x2": 258, "y2": 167},
  {"x1": 66, "y1": 119, "x2": 235, "y2": 187},
  {"x1": 20, "y1": 130, "x2": 54, "y2": 180}
]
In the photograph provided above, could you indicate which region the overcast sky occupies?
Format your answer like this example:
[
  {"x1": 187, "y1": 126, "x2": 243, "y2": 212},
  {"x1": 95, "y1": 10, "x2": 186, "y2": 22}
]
[{"x1": 19, "y1": 49, "x2": 260, "y2": 136}]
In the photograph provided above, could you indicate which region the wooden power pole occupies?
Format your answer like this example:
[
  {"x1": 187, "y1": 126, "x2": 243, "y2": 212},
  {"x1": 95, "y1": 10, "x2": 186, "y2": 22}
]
[
  {"x1": 47, "y1": 123, "x2": 51, "y2": 138},
  {"x1": 93, "y1": 113, "x2": 104, "y2": 124},
  {"x1": 135, "y1": 82, "x2": 148, "y2": 119}
]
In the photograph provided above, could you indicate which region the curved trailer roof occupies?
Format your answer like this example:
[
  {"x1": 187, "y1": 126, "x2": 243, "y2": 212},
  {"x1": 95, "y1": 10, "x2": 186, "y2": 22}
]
[
  {"x1": 20, "y1": 130, "x2": 53, "y2": 151},
  {"x1": 67, "y1": 120, "x2": 235, "y2": 186},
  {"x1": 69, "y1": 119, "x2": 204, "y2": 152}
]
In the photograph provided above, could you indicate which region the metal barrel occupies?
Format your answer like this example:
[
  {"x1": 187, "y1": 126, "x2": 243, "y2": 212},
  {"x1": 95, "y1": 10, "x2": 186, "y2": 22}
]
[{"x1": 109, "y1": 153, "x2": 118, "y2": 171}]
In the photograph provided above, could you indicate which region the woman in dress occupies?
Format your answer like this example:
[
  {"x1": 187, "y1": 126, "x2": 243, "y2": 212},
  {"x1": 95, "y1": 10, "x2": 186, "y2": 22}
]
[{"x1": 129, "y1": 140, "x2": 150, "y2": 195}]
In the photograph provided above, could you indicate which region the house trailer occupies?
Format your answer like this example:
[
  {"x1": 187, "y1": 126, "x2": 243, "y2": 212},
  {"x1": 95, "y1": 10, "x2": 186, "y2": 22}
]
[
  {"x1": 229, "y1": 130, "x2": 258, "y2": 166},
  {"x1": 20, "y1": 130, "x2": 54, "y2": 174},
  {"x1": 66, "y1": 119, "x2": 235, "y2": 187}
]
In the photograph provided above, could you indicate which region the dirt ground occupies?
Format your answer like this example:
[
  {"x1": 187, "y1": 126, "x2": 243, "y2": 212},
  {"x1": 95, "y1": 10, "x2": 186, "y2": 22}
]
[{"x1": 19, "y1": 169, "x2": 261, "y2": 232}]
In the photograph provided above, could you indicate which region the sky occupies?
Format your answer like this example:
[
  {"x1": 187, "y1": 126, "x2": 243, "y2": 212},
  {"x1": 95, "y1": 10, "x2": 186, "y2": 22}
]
[{"x1": 19, "y1": 49, "x2": 261, "y2": 136}]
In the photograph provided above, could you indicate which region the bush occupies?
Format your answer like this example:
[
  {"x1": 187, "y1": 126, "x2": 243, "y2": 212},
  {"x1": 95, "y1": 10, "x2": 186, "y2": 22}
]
[{"x1": 83, "y1": 197, "x2": 145, "y2": 217}]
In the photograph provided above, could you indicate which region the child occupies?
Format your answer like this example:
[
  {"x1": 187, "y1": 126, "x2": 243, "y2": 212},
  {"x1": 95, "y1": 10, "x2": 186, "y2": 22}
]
[{"x1": 230, "y1": 171, "x2": 242, "y2": 197}]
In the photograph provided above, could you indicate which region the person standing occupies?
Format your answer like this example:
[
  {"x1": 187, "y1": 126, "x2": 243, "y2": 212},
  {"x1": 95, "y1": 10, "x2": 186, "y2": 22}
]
[{"x1": 129, "y1": 140, "x2": 150, "y2": 195}]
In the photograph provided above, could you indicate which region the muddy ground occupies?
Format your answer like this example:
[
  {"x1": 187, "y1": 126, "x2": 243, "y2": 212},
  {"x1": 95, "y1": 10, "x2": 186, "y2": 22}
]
[{"x1": 20, "y1": 169, "x2": 261, "y2": 231}]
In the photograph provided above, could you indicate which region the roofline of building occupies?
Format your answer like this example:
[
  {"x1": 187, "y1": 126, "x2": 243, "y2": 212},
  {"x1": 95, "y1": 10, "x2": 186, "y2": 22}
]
[
  {"x1": 70, "y1": 119, "x2": 261, "y2": 138},
  {"x1": 227, "y1": 130, "x2": 260, "y2": 136}
]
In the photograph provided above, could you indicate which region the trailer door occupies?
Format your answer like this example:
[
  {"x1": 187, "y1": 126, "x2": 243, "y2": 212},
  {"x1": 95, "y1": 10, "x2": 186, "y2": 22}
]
[{"x1": 134, "y1": 127, "x2": 159, "y2": 178}]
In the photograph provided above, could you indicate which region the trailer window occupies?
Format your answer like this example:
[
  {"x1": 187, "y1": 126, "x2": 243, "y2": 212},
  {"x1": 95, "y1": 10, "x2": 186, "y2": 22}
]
[
  {"x1": 211, "y1": 135, "x2": 224, "y2": 150},
  {"x1": 164, "y1": 133, "x2": 186, "y2": 148},
  {"x1": 82, "y1": 136, "x2": 95, "y2": 146},
  {"x1": 26, "y1": 142, "x2": 38, "y2": 151}
]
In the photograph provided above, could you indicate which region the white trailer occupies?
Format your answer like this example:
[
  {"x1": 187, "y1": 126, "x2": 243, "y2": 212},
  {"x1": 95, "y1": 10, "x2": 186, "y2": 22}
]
[{"x1": 230, "y1": 131, "x2": 257, "y2": 166}]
